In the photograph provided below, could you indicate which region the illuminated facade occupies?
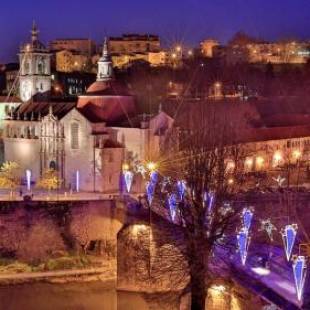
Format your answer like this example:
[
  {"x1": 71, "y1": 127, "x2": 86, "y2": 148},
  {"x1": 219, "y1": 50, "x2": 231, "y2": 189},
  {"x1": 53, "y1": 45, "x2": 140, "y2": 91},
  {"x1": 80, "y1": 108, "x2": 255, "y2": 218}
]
[
  {"x1": 19, "y1": 23, "x2": 51, "y2": 102},
  {"x1": 3, "y1": 39, "x2": 173, "y2": 193}
]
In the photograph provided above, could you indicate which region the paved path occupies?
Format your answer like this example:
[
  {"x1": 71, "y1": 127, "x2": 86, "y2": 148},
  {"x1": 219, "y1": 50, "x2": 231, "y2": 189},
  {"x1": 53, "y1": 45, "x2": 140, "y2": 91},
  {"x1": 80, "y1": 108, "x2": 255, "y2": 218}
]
[{"x1": 0, "y1": 267, "x2": 108, "y2": 281}]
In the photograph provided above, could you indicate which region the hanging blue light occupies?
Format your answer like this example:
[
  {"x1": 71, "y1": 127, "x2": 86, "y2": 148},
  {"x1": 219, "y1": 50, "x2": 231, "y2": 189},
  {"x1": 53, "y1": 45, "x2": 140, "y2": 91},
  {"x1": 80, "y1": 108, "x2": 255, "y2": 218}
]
[
  {"x1": 293, "y1": 256, "x2": 307, "y2": 302},
  {"x1": 168, "y1": 194, "x2": 177, "y2": 222},
  {"x1": 203, "y1": 191, "x2": 215, "y2": 213},
  {"x1": 150, "y1": 171, "x2": 158, "y2": 185},
  {"x1": 123, "y1": 171, "x2": 134, "y2": 193},
  {"x1": 177, "y1": 180, "x2": 186, "y2": 200},
  {"x1": 146, "y1": 181, "x2": 155, "y2": 205},
  {"x1": 237, "y1": 228, "x2": 250, "y2": 266},
  {"x1": 242, "y1": 208, "x2": 254, "y2": 231},
  {"x1": 281, "y1": 224, "x2": 298, "y2": 261}
]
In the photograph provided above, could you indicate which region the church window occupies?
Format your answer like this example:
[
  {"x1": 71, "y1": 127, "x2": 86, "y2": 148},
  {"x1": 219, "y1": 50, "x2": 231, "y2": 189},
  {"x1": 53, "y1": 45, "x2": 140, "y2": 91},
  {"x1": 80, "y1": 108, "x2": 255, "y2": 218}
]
[
  {"x1": 49, "y1": 161, "x2": 57, "y2": 170},
  {"x1": 40, "y1": 83, "x2": 43, "y2": 91},
  {"x1": 71, "y1": 122, "x2": 79, "y2": 149},
  {"x1": 38, "y1": 59, "x2": 45, "y2": 74},
  {"x1": 24, "y1": 62, "x2": 30, "y2": 74}
]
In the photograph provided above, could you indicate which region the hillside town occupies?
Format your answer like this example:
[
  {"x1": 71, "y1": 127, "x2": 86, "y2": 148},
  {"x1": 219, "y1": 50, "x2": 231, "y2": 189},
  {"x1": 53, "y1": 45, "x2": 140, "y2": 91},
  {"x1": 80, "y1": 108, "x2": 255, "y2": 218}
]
[{"x1": 0, "y1": 4, "x2": 310, "y2": 310}]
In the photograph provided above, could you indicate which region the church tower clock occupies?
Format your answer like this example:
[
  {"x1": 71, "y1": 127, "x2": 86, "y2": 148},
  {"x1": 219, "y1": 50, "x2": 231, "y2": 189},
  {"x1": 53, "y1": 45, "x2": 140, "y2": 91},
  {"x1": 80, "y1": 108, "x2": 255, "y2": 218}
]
[{"x1": 19, "y1": 22, "x2": 51, "y2": 102}]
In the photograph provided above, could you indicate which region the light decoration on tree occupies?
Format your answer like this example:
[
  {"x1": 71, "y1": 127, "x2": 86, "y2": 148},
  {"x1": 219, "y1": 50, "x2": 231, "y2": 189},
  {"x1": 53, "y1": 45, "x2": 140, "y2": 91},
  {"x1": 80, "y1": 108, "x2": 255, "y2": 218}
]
[
  {"x1": 219, "y1": 203, "x2": 233, "y2": 216},
  {"x1": 177, "y1": 180, "x2": 186, "y2": 201},
  {"x1": 26, "y1": 169, "x2": 31, "y2": 191},
  {"x1": 281, "y1": 224, "x2": 298, "y2": 261},
  {"x1": 242, "y1": 207, "x2": 254, "y2": 231},
  {"x1": 146, "y1": 181, "x2": 155, "y2": 205},
  {"x1": 259, "y1": 219, "x2": 277, "y2": 242},
  {"x1": 203, "y1": 191, "x2": 215, "y2": 213},
  {"x1": 136, "y1": 164, "x2": 147, "y2": 178},
  {"x1": 76, "y1": 170, "x2": 80, "y2": 192},
  {"x1": 237, "y1": 228, "x2": 251, "y2": 265},
  {"x1": 150, "y1": 171, "x2": 158, "y2": 185},
  {"x1": 292, "y1": 255, "x2": 307, "y2": 302},
  {"x1": 123, "y1": 170, "x2": 134, "y2": 193},
  {"x1": 272, "y1": 175, "x2": 286, "y2": 187},
  {"x1": 161, "y1": 176, "x2": 170, "y2": 192},
  {"x1": 168, "y1": 193, "x2": 177, "y2": 222}
]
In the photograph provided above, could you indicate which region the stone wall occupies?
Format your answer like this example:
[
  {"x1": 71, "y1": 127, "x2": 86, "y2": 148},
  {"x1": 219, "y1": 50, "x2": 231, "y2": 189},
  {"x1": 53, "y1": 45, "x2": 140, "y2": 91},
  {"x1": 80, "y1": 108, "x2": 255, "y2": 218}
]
[
  {"x1": 0, "y1": 200, "x2": 124, "y2": 263},
  {"x1": 117, "y1": 214, "x2": 188, "y2": 292}
]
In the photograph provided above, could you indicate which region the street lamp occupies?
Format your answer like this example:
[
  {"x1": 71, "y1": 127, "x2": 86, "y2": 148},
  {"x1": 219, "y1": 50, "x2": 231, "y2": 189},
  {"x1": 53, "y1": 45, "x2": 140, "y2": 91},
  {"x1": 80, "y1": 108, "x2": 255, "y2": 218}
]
[{"x1": 146, "y1": 161, "x2": 157, "y2": 172}]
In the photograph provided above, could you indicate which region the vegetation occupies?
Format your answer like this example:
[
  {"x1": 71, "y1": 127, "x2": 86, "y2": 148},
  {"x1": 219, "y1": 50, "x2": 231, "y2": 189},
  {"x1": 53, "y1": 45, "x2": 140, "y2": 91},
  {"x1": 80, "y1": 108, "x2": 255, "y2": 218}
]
[
  {"x1": 0, "y1": 161, "x2": 21, "y2": 195},
  {"x1": 36, "y1": 169, "x2": 62, "y2": 194}
]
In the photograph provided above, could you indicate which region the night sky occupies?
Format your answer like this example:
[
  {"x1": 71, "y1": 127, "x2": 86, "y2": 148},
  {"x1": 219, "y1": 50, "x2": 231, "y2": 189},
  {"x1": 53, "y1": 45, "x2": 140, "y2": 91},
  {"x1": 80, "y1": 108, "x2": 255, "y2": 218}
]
[{"x1": 1, "y1": 0, "x2": 310, "y2": 62}]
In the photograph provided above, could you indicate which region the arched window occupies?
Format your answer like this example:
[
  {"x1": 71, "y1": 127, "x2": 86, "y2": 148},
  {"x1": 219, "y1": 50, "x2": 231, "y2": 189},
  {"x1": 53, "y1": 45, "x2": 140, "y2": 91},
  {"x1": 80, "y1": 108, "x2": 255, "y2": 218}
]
[
  {"x1": 49, "y1": 161, "x2": 57, "y2": 170},
  {"x1": 38, "y1": 59, "x2": 45, "y2": 74},
  {"x1": 24, "y1": 62, "x2": 30, "y2": 74},
  {"x1": 71, "y1": 122, "x2": 79, "y2": 149}
]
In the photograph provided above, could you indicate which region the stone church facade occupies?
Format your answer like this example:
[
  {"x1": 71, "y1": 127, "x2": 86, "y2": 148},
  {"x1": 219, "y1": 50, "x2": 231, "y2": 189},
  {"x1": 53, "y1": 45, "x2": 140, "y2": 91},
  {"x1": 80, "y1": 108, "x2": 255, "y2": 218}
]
[{"x1": 2, "y1": 25, "x2": 174, "y2": 193}]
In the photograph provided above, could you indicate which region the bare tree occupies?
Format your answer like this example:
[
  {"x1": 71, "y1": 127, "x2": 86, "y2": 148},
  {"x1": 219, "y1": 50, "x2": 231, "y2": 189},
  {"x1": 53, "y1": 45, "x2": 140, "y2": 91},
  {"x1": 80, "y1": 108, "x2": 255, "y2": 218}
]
[{"x1": 155, "y1": 103, "x2": 248, "y2": 309}]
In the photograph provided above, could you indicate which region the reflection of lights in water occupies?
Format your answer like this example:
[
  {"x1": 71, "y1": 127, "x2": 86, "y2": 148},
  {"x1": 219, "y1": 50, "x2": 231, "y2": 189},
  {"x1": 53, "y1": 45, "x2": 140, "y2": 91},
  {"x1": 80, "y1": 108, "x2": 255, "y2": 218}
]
[{"x1": 251, "y1": 267, "x2": 271, "y2": 276}]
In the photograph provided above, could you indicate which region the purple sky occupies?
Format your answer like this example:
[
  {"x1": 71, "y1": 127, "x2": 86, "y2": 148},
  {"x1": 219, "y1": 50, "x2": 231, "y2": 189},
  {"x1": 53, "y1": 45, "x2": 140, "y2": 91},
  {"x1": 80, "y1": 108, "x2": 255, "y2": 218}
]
[{"x1": 1, "y1": 0, "x2": 310, "y2": 63}]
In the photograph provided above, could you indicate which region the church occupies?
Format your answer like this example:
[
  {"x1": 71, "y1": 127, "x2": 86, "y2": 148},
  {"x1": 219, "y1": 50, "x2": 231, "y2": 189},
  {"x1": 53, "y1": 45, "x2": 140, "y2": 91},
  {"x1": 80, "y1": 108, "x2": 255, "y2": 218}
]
[{"x1": 2, "y1": 24, "x2": 174, "y2": 193}]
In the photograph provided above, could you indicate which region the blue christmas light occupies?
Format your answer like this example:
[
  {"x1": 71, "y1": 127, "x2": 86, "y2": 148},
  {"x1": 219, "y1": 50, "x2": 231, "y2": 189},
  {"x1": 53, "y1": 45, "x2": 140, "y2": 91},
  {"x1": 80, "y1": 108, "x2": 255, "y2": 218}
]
[
  {"x1": 150, "y1": 171, "x2": 158, "y2": 185},
  {"x1": 203, "y1": 191, "x2": 215, "y2": 213},
  {"x1": 123, "y1": 171, "x2": 134, "y2": 193},
  {"x1": 242, "y1": 208, "x2": 254, "y2": 231},
  {"x1": 293, "y1": 256, "x2": 307, "y2": 302},
  {"x1": 237, "y1": 228, "x2": 250, "y2": 265},
  {"x1": 168, "y1": 194, "x2": 177, "y2": 222},
  {"x1": 177, "y1": 180, "x2": 186, "y2": 200},
  {"x1": 146, "y1": 181, "x2": 155, "y2": 205},
  {"x1": 281, "y1": 224, "x2": 298, "y2": 261}
]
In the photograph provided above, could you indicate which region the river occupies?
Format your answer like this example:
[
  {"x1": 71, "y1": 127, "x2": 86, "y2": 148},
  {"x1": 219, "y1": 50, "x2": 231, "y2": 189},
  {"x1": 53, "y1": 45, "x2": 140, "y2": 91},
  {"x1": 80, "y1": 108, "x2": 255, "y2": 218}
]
[{"x1": 0, "y1": 281, "x2": 181, "y2": 310}]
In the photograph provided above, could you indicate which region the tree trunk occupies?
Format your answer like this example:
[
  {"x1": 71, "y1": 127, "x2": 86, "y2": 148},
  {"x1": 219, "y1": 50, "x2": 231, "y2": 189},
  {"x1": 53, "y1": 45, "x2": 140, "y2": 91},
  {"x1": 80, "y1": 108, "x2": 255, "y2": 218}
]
[
  {"x1": 190, "y1": 270, "x2": 206, "y2": 310},
  {"x1": 189, "y1": 244, "x2": 207, "y2": 310}
]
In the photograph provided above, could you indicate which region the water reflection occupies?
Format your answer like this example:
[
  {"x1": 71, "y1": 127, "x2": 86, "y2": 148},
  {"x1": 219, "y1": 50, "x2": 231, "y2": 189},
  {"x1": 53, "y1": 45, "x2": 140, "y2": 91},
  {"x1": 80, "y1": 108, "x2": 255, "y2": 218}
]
[{"x1": 0, "y1": 281, "x2": 179, "y2": 310}]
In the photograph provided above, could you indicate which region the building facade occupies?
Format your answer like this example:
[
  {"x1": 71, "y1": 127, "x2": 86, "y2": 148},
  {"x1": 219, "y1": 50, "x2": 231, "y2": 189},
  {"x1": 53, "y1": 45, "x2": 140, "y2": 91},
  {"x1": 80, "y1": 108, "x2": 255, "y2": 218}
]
[
  {"x1": 3, "y1": 34, "x2": 172, "y2": 193},
  {"x1": 19, "y1": 23, "x2": 51, "y2": 102}
]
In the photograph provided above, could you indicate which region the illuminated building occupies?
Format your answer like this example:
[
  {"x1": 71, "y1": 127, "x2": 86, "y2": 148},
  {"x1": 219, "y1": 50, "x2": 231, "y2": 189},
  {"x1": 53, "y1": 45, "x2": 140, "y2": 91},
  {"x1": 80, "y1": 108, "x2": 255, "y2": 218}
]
[
  {"x1": 200, "y1": 39, "x2": 219, "y2": 57},
  {"x1": 3, "y1": 35, "x2": 173, "y2": 193},
  {"x1": 19, "y1": 22, "x2": 52, "y2": 102}
]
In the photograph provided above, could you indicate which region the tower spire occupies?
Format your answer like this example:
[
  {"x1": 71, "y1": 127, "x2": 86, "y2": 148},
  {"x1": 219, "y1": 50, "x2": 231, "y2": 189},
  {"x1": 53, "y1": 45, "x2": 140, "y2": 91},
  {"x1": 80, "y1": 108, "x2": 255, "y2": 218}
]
[
  {"x1": 97, "y1": 37, "x2": 114, "y2": 82},
  {"x1": 31, "y1": 20, "x2": 39, "y2": 43},
  {"x1": 103, "y1": 37, "x2": 109, "y2": 58}
]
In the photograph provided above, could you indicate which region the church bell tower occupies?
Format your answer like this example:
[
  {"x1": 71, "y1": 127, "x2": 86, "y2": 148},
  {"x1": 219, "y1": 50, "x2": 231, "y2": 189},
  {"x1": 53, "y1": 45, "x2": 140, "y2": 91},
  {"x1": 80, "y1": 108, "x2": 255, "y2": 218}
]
[
  {"x1": 19, "y1": 22, "x2": 51, "y2": 102},
  {"x1": 97, "y1": 38, "x2": 114, "y2": 82}
]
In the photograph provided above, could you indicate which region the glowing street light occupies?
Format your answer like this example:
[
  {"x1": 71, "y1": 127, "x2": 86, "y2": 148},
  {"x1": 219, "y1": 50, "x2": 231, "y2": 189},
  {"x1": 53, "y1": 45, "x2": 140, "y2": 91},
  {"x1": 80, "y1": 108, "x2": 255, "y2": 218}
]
[
  {"x1": 292, "y1": 149, "x2": 302, "y2": 160},
  {"x1": 176, "y1": 45, "x2": 182, "y2": 52},
  {"x1": 272, "y1": 151, "x2": 283, "y2": 167},
  {"x1": 146, "y1": 161, "x2": 157, "y2": 172}
]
